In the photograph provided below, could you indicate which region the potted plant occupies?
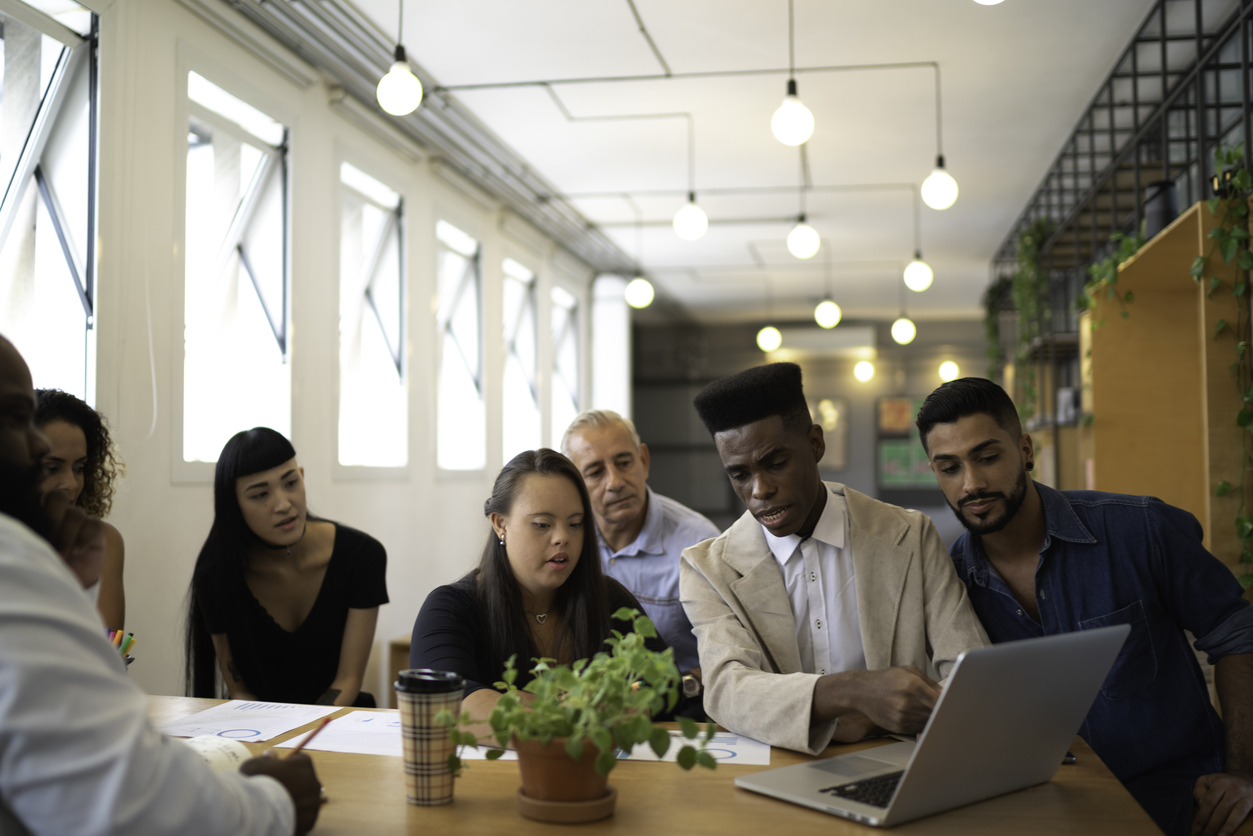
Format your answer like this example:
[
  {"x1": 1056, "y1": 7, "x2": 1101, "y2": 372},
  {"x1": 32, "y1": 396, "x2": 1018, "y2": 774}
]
[{"x1": 439, "y1": 608, "x2": 717, "y2": 823}]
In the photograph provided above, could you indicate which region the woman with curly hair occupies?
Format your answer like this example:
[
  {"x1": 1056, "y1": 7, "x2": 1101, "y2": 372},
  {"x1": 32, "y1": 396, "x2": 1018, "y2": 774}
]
[{"x1": 35, "y1": 389, "x2": 126, "y2": 630}]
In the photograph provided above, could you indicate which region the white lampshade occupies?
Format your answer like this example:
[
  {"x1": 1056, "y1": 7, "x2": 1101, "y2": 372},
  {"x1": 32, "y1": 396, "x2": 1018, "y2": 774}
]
[
  {"x1": 891, "y1": 317, "x2": 917, "y2": 345},
  {"x1": 814, "y1": 299, "x2": 842, "y2": 329},
  {"x1": 939, "y1": 361, "x2": 960, "y2": 381},
  {"x1": 787, "y1": 220, "x2": 821, "y2": 259},
  {"x1": 673, "y1": 195, "x2": 708, "y2": 241},
  {"x1": 973, "y1": 0, "x2": 1005, "y2": 4},
  {"x1": 921, "y1": 157, "x2": 959, "y2": 210},
  {"x1": 376, "y1": 53, "x2": 424, "y2": 116},
  {"x1": 772, "y1": 94, "x2": 815, "y2": 146},
  {"x1": 756, "y1": 325, "x2": 782, "y2": 352},
  {"x1": 903, "y1": 258, "x2": 934, "y2": 292},
  {"x1": 624, "y1": 277, "x2": 654, "y2": 309},
  {"x1": 854, "y1": 361, "x2": 875, "y2": 382}
]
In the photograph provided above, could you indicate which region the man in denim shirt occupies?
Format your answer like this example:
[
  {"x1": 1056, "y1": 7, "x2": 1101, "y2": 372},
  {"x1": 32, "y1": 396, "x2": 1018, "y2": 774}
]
[{"x1": 916, "y1": 378, "x2": 1253, "y2": 836}]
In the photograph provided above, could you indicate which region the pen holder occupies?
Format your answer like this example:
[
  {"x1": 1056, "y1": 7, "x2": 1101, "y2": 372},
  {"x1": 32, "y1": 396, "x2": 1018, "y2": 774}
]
[{"x1": 395, "y1": 669, "x2": 464, "y2": 806}]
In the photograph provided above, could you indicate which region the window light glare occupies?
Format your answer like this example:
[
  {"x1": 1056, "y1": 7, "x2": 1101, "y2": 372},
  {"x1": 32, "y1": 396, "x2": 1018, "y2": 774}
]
[
  {"x1": 921, "y1": 159, "x2": 959, "y2": 210},
  {"x1": 188, "y1": 72, "x2": 285, "y2": 147},
  {"x1": 340, "y1": 162, "x2": 400, "y2": 209},
  {"x1": 756, "y1": 325, "x2": 783, "y2": 352},
  {"x1": 904, "y1": 258, "x2": 934, "y2": 292},
  {"x1": 377, "y1": 57, "x2": 424, "y2": 116},
  {"x1": 854, "y1": 361, "x2": 875, "y2": 382},
  {"x1": 939, "y1": 361, "x2": 961, "y2": 381},
  {"x1": 673, "y1": 196, "x2": 708, "y2": 241},
  {"x1": 787, "y1": 220, "x2": 821, "y2": 259},
  {"x1": 625, "y1": 277, "x2": 655, "y2": 309},
  {"x1": 891, "y1": 317, "x2": 917, "y2": 345},
  {"x1": 814, "y1": 299, "x2": 841, "y2": 329}
]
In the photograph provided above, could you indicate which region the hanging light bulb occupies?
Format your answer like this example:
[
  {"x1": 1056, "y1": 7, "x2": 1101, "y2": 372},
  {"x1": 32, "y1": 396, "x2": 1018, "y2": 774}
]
[
  {"x1": 939, "y1": 361, "x2": 960, "y2": 381},
  {"x1": 756, "y1": 326, "x2": 783, "y2": 352},
  {"x1": 624, "y1": 277, "x2": 654, "y2": 309},
  {"x1": 854, "y1": 361, "x2": 875, "y2": 382},
  {"x1": 973, "y1": 0, "x2": 1005, "y2": 4},
  {"x1": 377, "y1": 46, "x2": 424, "y2": 116},
  {"x1": 673, "y1": 192, "x2": 708, "y2": 241},
  {"x1": 814, "y1": 299, "x2": 841, "y2": 329},
  {"x1": 772, "y1": 79, "x2": 815, "y2": 146},
  {"x1": 787, "y1": 215, "x2": 820, "y2": 259},
  {"x1": 903, "y1": 252, "x2": 934, "y2": 292},
  {"x1": 891, "y1": 317, "x2": 917, "y2": 345},
  {"x1": 921, "y1": 155, "x2": 959, "y2": 210}
]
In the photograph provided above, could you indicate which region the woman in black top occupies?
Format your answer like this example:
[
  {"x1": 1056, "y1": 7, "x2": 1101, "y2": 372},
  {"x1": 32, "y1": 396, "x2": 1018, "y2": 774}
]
[
  {"x1": 411, "y1": 448, "x2": 666, "y2": 714},
  {"x1": 186, "y1": 428, "x2": 388, "y2": 706}
]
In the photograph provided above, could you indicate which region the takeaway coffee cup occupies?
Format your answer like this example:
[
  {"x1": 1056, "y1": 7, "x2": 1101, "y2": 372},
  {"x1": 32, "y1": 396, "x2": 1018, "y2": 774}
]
[{"x1": 395, "y1": 668, "x2": 465, "y2": 806}]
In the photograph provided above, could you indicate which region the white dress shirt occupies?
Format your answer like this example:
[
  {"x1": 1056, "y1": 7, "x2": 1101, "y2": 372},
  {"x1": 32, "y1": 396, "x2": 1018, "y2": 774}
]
[
  {"x1": 0, "y1": 514, "x2": 294, "y2": 836},
  {"x1": 761, "y1": 485, "x2": 866, "y2": 676}
]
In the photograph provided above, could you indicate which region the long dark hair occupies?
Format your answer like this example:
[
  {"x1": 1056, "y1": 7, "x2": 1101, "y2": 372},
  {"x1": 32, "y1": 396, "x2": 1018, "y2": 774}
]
[
  {"x1": 476, "y1": 448, "x2": 611, "y2": 670},
  {"x1": 185, "y1": 427, "x2": 297, "y2": 697},
  {"x1": 35, "y1": 389, "x2": 124, "y2": 518}
]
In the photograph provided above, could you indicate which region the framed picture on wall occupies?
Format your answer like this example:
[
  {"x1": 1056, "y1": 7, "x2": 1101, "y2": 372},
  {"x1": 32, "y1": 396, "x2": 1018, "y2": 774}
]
[{"x1": 808, "y1": 397, "x2": 848, "y2": 470}]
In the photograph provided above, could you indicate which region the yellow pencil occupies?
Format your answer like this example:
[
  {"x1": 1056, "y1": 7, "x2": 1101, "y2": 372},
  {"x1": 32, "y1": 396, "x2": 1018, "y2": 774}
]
[{"x1": 112, "y1": 630, "x2": 124, "y2": 648}]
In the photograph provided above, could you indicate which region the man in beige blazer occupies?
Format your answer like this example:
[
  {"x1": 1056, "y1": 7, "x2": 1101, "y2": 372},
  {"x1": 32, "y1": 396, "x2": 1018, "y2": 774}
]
[{"x1": 681, "y1": 363, "x2": 988, "y2": 755}]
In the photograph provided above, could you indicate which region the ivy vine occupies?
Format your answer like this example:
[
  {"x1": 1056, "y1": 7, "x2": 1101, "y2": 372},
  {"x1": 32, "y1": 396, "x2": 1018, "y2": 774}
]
[
  {"x1": 982, "y1": 274, "x2": 1012, "y2": 378},
  {"x1": 1079, "y1": 229, "x2": 1145, "y2": 327},
  {"x1": 1194, "y1": 143, "x2": 1253, "y2": 590},
  {"x1": 1009, "y1": 217, "x2": 1056, "y2": 423}
]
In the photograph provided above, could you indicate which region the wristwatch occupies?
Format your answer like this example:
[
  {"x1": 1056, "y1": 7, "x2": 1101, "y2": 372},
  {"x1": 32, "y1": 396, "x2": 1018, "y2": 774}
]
[{"x1": 681, "y1": 674, "x2": 702, "y2": 698}]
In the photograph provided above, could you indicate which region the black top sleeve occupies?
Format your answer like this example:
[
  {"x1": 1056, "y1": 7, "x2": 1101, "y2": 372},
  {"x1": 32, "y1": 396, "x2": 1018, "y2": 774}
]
[
  {"x1": 410, "y1": 580, "x2": 494, "y2": 696},
  {"x1": 344, "y1": 529, "x2": 389, "y2": 609}
]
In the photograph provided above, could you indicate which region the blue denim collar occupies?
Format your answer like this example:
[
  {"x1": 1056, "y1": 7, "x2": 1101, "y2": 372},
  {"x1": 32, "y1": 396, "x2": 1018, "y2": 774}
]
[{"x1": 958, "y1": 481, "x2": 1096, "y2": 587}]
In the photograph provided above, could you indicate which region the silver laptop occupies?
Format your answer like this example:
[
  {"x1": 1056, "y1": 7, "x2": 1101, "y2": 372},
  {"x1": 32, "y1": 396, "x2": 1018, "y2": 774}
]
[{"x1": 734, "y1": 625, "x2": 1130, "y2": 827}]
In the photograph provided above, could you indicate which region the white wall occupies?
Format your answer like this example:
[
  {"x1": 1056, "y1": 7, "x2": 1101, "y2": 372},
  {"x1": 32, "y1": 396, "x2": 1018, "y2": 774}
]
[{"x1": 89, "y1": 0, "x2": 594, "y2": 699}]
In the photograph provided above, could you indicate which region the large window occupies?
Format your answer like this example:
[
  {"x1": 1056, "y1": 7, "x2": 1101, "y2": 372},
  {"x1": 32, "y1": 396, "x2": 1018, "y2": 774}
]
[
  {"x1": 338, "y1": 162, "x2": 406, "y2": 468},
  {"x1": 183, "y1": 72, "x2": 289, "y2": 463},
  {"x1": 551, "y1": 285, "x2": 581, "y2": 443},
  {"x1": 502, "y1": 257, "x2": 539, "y2": 463},
  {"x1": 0, "y1": 7, "x2": 97, "y2": 402},
  {"x1": 435, "y1": 220, "x2": 484, "y2": 471}
]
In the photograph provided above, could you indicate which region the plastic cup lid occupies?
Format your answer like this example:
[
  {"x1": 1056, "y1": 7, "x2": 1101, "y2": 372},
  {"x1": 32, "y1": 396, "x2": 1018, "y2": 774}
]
[{"x1": 395, "y1": 668, "x2": 464, "y2": 693}]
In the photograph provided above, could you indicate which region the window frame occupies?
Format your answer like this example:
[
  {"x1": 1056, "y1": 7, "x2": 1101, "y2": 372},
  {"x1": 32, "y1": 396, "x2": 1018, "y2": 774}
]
[
  {"x1": 501, "y1": 252, "x2": 542, "y2": 464},
  {"x1": 432, "y1": 207, "x2": 488, "y2": 478},
  {"x1": 332, "y1": 150, "x2": 410, "y2": 480},
  {"x1": 171, "y1": 50, "x2": 297, "y2": 482},
  {"x1": 549, "y1": 270, "x2": 587, "y2": 447}
]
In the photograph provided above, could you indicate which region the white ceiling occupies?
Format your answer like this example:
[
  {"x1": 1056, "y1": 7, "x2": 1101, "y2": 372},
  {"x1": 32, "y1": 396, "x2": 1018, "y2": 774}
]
[{"x1": 353, "y1": 0, "x2": 1155, "y2": 324}]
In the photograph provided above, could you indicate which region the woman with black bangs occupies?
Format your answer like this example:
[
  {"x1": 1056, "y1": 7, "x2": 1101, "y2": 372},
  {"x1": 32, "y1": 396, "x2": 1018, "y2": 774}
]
[
  {"x1": 35, "y1": 389, "x2": 126, "y2": 631},
  {"x1": 186, "y1": 427, "x2": 388, "y2": 707},
  {"x1": 410, "y1": 448, "x2": 669, "y2": 717}
]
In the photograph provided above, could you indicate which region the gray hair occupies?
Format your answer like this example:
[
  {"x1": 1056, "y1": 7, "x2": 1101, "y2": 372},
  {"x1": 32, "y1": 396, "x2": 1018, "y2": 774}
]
[{"x1": 560, "y1": 409, "x2": 641, "y2": 457}]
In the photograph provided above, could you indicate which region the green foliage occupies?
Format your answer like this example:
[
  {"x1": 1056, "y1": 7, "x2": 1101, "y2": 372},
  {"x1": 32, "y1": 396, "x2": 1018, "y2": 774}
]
[
  {"x1": 1078, "y1": 229, "x2": 1146, "y2": 329},
  {"x1": 981, "y1": 274, "x2": 1013, "y2": 379},
  {"x1": 1006, "y1": 217, "x2": 1057, "y2": 422},
  {"x1": 1202, "y1": 142, "x2": 1253, "y2": 590},
  {"x1": 439, "y1": 609, "x2": 716, "y2": 778}
]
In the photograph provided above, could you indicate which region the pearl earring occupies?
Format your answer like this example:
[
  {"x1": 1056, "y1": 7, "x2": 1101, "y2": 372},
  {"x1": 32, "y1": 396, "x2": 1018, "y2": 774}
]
[{"x1": 499, "y1": 534, "x2": 505, "y2": 545}]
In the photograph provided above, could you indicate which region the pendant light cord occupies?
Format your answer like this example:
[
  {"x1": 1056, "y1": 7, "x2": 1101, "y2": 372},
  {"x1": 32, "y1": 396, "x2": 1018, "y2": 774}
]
[
  {"x1": 934, "y1": 64, "x2": 943, "y2": 158},
  {"x1": 397, "y1": 0, "x2": 404, "y2": 48},
  {"x1": 913, "y1": 186, "x2": 922, "y2": 256},
  {"x1": 788, "y1": 0, "x2": 795, "y2": 77}
]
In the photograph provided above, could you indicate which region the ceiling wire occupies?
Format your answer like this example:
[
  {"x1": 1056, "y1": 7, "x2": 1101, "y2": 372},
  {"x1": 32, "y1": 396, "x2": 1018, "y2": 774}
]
[
  {"x1": 788, "y1": 0, "x2": 795, "y2": 77},
  {"x1": 626, "y1": 0, "x2": 672, "y2": 76}
]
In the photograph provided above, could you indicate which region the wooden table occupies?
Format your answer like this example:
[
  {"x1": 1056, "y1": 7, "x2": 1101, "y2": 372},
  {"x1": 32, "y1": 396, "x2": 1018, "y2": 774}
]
[{"x1": 149, "y1": 696, "x2": 1209, "y2": 835}]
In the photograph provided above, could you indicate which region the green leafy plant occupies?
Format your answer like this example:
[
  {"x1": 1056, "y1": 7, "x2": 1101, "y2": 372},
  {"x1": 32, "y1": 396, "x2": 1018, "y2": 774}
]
[
  {"x1": 1196, "y1": 143, "x2": 1253, "y2": 591},
  {"x1": 981, "y1": 274, "x2": 1012, "y2": 379},
  {"x1": 439, "y1": 608, "x2": 717, "y2": 776},
  {"x1": 1079, "y1": 229, "x2": 1145, "y2": 327},
  {"x1": 1002, "y1": 217, "x2": 1057, "y2": 423}
]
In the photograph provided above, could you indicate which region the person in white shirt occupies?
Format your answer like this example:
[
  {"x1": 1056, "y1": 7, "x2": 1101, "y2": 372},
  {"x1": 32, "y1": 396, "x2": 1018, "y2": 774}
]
[
  {"x1": 0, "y1": 333, "x2": 321, "y2": 836},
  {"x1": 680, "y1": 362, "x2": 988, "y2": 754}
]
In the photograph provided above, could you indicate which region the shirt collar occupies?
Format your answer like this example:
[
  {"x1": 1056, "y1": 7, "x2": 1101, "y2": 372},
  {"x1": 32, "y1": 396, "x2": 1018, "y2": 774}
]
[
  {"x1": 598, "y1": 486, "x2": 666, "y2": 557},
  {"x1": 956, "y1": 480, "x2": 1096, "y2": 587},
  {"x1": 762, "y1": 483, "x2": 846, "y2": 566}
]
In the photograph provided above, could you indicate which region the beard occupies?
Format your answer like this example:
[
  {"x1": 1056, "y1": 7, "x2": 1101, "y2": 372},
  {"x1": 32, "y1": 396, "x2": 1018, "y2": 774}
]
[
  {"x1": 948, "y1": 467, "x2": 1029, "y2": 537},
  {"x1": 0, "y1": 461, "x2": 56, "y2": 547}
]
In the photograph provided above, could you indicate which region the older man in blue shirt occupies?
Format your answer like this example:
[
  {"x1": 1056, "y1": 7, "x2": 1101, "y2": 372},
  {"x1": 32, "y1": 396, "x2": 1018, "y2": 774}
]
[
  {"x1": 917, "y1": 377, "x2": 1253, "y2": 836},
  {"x1": 562, "y1": 410, "x2": 719, "y2": 696}
]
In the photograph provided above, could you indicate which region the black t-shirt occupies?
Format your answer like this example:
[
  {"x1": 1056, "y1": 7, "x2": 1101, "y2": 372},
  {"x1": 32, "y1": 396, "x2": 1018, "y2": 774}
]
[
  {"x1": 409, "y1": 574, "x2": 667, "y2": 696},
  {"x1": 198, "y1": 523, "x2": 388, "y2": 704}
]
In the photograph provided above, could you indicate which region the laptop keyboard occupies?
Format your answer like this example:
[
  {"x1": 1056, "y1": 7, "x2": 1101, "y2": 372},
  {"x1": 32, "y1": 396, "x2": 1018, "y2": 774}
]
[{"x1": 818, "y1": 771, "x2": 904, "y2": 808}]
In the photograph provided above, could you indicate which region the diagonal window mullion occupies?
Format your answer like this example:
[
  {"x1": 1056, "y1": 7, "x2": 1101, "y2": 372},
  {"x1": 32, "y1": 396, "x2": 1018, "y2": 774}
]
[{"x1": 33, "y1": 164, "x2": 91, "y2": 321}]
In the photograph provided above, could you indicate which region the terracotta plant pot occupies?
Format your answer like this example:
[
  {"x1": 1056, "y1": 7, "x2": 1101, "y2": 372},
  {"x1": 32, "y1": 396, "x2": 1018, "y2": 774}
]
[{"x1": 513, "y1": 737, "x2": 608, "y2": 801}]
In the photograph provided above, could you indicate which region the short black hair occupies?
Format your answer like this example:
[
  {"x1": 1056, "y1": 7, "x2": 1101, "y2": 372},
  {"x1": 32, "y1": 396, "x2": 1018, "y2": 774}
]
[
  {"x1": 693, "y1": 362, "x2": 813, "y2": 437},
  {"x1": 916, "y1": 378, "x2": 1023, "y2": 451}
]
